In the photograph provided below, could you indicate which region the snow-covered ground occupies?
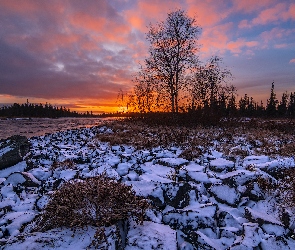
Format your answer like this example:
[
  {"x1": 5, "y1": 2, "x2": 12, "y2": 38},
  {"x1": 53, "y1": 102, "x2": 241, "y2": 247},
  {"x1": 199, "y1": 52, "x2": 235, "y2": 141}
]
[{"x1": 1, "y1": 122, "x2": 295, "y2": 249}]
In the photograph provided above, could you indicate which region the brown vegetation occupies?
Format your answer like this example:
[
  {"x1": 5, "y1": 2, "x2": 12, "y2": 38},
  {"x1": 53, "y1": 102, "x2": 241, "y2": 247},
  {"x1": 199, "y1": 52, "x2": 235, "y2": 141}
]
[
  {"x1": 96, "y1": 118, "x2": 295, "y2": 158},
  {"x1": 34, "y1": 174, "x2": 149, "y2": 244}
]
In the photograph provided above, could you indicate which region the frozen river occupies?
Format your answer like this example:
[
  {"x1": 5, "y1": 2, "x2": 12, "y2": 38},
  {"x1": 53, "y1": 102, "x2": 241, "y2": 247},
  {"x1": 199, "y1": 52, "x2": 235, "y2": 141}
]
[{"x1": 0, "y1": 117, "x2": 113, "y2": 139}]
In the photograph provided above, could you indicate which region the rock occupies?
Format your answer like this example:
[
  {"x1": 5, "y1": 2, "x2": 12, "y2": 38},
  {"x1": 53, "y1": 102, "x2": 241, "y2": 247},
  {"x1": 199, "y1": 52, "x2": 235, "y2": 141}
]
[
  {"x1": 162, "y1": 204, "x2": 217, "y2": 235},
  {"x1": 260, "y1": 235, "x2": 295, "y2": 249},
  {"x1": 192, "y1": 230, "x2": 228, "y2": 249},
  {"x1": 126, "y1": 220, "x2": 177, "y2": 250},
  {"x1": 4, "y1": 172, "x2": 40, "y2": 187},
  {"x1": 162, "y1": 182, "x2": 191, "y2": 209},
  {"x1": 209, "y1": 184, "x2": 240, "y2": 206},
  {"x1": 240, "y1": 223, "x2": 263, "y2": 248},
  {"x1": 245, "y1": 207, "x2": 283, "y2": 226},
  {"x1": 155, "y1": 157, "x2": 189, "y2": 168},
  {"x1": 242, "y1": 182, "x2": 265, "y2": 201},
  {"x1": 209, "y1": 158, "x2": 235, "y2": 172},
  {"x1": 0, "y1": 135, "x2": 30, "y2": 170},
  {"x1": 220, "y1": 170, "x2": 258, "y2": 187},
  {"x1": 243, "y1": 155, "x2": 270, "y2": 168},
  {"x1": 218, "y1": 211, "x2": 243, "y2": 230}
]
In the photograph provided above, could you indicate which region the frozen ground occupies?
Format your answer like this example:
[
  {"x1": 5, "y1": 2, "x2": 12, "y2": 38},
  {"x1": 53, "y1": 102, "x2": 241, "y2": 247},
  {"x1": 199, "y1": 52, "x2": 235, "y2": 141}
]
[
  {"x1": 0, "y1": 117, "x2": 115, "y2": 139},
  {"x1": 1, "y1": 121, "x2": 295, "y2": 249}
]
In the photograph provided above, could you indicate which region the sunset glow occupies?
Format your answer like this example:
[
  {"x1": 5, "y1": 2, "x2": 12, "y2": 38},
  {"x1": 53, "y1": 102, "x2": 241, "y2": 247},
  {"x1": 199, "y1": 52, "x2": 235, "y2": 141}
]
[{"x1": 0, "y1": 0, "x2": 294, "y2": 113}]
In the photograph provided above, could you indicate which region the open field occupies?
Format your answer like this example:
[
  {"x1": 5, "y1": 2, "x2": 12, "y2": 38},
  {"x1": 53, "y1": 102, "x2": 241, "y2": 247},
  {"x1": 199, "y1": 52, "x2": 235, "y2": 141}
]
[{"x1": 1, "y1": 118, "x2": 295, "y2": 249}]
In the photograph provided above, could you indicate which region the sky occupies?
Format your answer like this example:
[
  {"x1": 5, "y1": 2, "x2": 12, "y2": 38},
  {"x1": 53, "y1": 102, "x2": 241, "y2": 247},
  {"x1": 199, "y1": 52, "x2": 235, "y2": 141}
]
[{"x1": 0, "y1": 0, "x2": 294, "y2": 113}]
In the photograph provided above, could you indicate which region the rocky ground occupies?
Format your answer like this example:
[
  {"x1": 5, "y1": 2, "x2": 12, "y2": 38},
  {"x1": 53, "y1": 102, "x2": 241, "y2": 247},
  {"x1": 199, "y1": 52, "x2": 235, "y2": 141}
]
[{"x1": 1, "y1": 120, "x2": 295, "y2": 249}]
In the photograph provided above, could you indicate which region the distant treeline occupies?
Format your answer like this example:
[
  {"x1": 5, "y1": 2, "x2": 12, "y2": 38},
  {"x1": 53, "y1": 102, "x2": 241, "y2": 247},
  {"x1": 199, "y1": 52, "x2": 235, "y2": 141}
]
[
  {"x1": 0, "y1": 102, "x2": 94, "y2": 118},
  {"x1": 234, "y1": 83, "x2": 295, "y2": 118},
  {"x1": 119, "y1": 82, "x2": 295, "y2": 120},
  {"x1": 187, "y1": 82, "x2": 295, "y2": 118}
]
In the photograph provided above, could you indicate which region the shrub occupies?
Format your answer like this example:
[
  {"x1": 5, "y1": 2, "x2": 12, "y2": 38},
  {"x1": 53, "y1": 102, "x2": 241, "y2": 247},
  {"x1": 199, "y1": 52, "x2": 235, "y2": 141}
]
[{"x1": 34, "y1": 174, "x2": 149, "y2": 233}]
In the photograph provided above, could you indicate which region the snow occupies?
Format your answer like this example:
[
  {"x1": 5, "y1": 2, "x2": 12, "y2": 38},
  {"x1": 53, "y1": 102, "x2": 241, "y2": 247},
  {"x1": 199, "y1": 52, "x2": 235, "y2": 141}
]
[
  {"x1": 0, "y1": 161, "x2": 27, "y2": 178},
  {"x1": 184, "y1": 162, "x2": 204, "y2": 172},
  {"x1": 156, "y1": 157, "x2": 188, "y2": 167},
  {"x1": 1, "y1": 123, "x2": 295, "y2": 249},
  {"x1": 4, "y1": 173, "x2": 26, "y2": 186},
  {"x1": 0, "y1": 146, "x2": 13, "y2": 156},
  {"x1": 188, "y1": 171, "x2": 210, "y2": 183},
  {"x1": 210, "y1": 158, "x2": 234, "y2": 169},
  {"x1": 210, "y1": 184, "x2": 240, "y2": 205},
  {"x1": 126, "y1": 221, "x2": 176, "y2": 250}
]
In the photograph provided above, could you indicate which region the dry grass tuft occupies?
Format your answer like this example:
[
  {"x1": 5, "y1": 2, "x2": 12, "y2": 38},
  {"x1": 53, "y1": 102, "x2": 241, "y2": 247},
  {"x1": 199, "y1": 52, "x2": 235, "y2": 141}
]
[
  {"x1": 50, "y1": 159, "x2": 77, "y2": 170},
  {"x1": 34, "y1": 174, "x2": 149, "y2": 245}
]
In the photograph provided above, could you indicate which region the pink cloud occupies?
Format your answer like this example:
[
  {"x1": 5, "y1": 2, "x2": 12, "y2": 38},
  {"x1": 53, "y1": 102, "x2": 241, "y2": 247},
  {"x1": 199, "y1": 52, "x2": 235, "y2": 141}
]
[
  {"x1": 186, "y1": 0, "x2": 230, "y2": 27},
  {"x1": 290, "y1": 59, "x2": 295, "y2": 63},
  {"x1": 237, "y1": 2, "x2": 295, "y2": 28},
  {"x1": 252, "y1": 2, "x2": 287, "y2": 25},
  {"x1": 199, "y1": 23, "x2": 233, "y2": 55},
  {"x1": 274, "y1": 44, "x2": 288, "y2": 49},
  {"x1": 260, "y1": 27, "x2": 295, "y2": 48},
  {"x1": 226, "y1": 38, "x2": 258, "y2": 54},
  {"x1": 232, "y1": 0, "x2": 276, "y2": 13},
  {"x1": 238, "y1": 20, "x2": 252, "y2": 29}
]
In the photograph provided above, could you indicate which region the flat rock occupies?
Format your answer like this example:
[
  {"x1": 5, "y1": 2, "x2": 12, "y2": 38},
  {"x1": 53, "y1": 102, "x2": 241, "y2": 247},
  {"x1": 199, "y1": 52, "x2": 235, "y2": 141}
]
[
  {"x1": 209, "y1": 158, "x2": 234, "y2": 172},
  {"x1": 209, "y1": 184, "x2": 240, "y2": 206}
]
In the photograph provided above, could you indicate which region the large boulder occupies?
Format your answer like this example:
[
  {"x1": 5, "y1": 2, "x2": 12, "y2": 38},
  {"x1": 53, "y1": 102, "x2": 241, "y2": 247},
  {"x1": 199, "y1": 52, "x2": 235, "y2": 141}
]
[{"x1": 0, "y1": 135, "x2": 30, "y2": 170}]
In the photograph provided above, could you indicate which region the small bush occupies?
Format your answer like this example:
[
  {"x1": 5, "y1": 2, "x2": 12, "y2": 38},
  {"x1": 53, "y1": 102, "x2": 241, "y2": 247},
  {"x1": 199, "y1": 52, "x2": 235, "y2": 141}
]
[{"x1": 34, "y1": 174, "x2": 149, "y2": 232}]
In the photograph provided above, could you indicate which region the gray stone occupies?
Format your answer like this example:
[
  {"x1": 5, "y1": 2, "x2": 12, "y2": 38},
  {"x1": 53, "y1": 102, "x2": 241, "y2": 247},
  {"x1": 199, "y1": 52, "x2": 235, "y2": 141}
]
[{"x1": 0, "y1": 135, "x2": 30, "y2": 170}]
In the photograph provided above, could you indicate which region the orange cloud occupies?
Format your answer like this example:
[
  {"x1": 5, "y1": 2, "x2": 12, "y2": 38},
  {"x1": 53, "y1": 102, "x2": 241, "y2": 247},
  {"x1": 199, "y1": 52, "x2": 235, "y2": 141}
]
[
  {"x1": 70, "y1": 12, "x2": 106, "y2": 32},
  {"x1": 128, "y1": 14, "x2": 144, "y2": 30},
  {"x1": 288, "y1": 3, "x2": 295, "y2": 19}
]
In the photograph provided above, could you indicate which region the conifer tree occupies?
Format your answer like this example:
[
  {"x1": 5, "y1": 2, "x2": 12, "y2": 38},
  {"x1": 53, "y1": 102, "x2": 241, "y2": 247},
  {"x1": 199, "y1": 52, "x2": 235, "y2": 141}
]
[{"x1": 266, "y1": 82, "x2": 278, "y2": 117}]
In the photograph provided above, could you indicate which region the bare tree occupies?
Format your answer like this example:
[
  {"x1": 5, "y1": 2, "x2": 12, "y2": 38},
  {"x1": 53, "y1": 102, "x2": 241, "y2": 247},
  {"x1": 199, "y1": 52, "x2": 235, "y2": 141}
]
[
  {"x1": 142, "y1": 10, "x2": 200, "y2": 113},
  {"x1": 189, "y1": 56, "x2": 234, "y2": 113},
  {"x1": 132, "y1": 67, "x2": 164, "y2": 113}
]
